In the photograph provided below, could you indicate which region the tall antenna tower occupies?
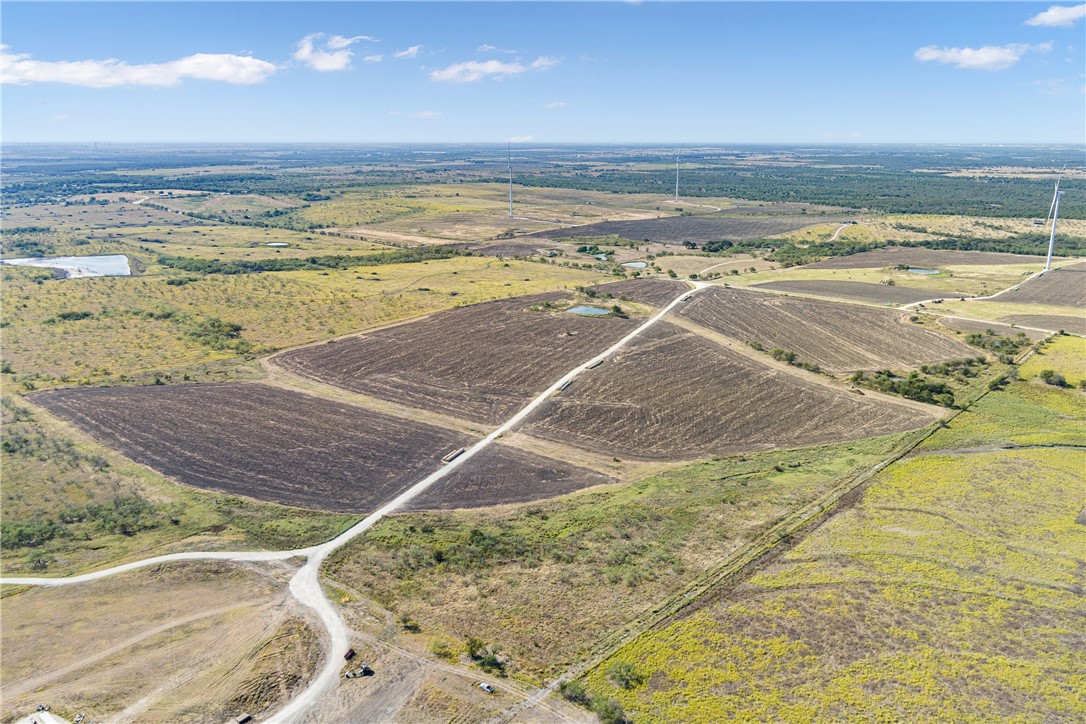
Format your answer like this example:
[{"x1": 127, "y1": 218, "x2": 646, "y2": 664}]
[
  {"x1": 1044, "y1": 171, "x2": 1064, "y2": 271},
  {"x1": 674, "y1": 144, "x2": 683, "y2": 202},
  {"x1": 508, "y1": 141, "x2": 514, "y2": 218}
]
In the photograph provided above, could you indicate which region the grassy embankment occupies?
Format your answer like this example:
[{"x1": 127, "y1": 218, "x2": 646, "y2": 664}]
[
  {"x1": 582, "y1": 354, "x2": 1085, "y2": 722},
  {"x1": 322, "y1": 432, "x2": 921, "y2": 682}
]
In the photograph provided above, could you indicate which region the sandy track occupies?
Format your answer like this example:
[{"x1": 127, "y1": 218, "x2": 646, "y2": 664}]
[{"x1": 2, "y1": 282, "x2": 700, "y2": 723}]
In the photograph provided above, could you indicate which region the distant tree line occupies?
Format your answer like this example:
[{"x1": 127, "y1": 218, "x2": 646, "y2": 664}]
[{"x1": 156, "y1": 246, "x2": 462, "y2": 275}]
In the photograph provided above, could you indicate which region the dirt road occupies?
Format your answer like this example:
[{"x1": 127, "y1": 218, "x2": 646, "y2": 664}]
[{"x1": 2, "y1": 282, "x2": 702, "y2": 723}]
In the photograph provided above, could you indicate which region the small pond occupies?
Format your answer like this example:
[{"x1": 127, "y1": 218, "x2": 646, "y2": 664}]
[
  {"x1": 567, "y1": 305, "x2": 611, "y2": 316},
  {"x1": 621, "y1": 261, "x2": 648, "y2": 269},
  {"x1": 906, "y1": 268, "x2": 940, "y2": 275},
  {"x1": 0, "y1": 254, "x2": 131, "y2": 278}
]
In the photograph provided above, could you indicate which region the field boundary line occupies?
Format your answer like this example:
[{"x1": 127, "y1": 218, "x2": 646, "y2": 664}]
[
  {"x1": 495, "y1": 367, "x2": 1012, "y2": 723},
  {"x1": 272, "y1": 281, "x2": 702, "y2": 722},
  {"x1": 260, "y1": 363, "x2": 487, "y2": 436},
  {"x1": 667, "y1": 316, "x2": 946, "y2": 417}
]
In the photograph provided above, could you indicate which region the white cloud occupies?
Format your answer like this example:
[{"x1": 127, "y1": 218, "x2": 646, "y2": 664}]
[
  {"x1": 1026, "y1": 3, "x2": 1086, "y2": 27},
  {"x1": 327, "y1": 34, "x2": 378, "y2": 49},
  {"x1": 394, "y1": 45, "x2": 424, "y2": 59},
  {"x1": 477, "y1": 44, "x2": 516, "y2": 54},
  {"x1": 509, "y1": 135, "x2": 533, "y2": 142},
  {"x1": 0, "y1": 47, "x2": 277, "y2": 87},
  {"x1": 544, "y1": 100, "x2": 568, "y2": 109},
  {"x1": 293, "y1": 32, "x2": 377, "y2": 71},
  {"x1": 914, "y1": 42, "x2": 1051, "y2": 70},
  {"x1": 363, "y1": 54, "x2": 384, "y2": 63},
  {"x1": 430, "y1": 56, "x2": 559, "y2": 83},
  {"x1": 529, "y1": 57, "x2": 559, "y2": 72},
  {"x1": 415, "y1": 110, "x2": 441, "y2": 119}
]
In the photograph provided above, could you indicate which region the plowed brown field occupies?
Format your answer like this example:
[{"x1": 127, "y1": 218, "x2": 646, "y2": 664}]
[
  {"x1": 588, "y1": 278, "x2": 692, "y2": 307},
  {"x1": 403, "y1": 445, "x2": 615, "y2": 511},
  {"x1": 753, "y1": 280, "x2": 947, "y2": 305},
  {"x1": 532, "y1": 214, "x2": 822, "y2": 244},
  {"x1": 525, "y1": 323, "x2": 939, "y2": 459},
  {"x1": 988, "y1": 262, "x2": 1086, "y2": 308},
  {"x1": 273, "y1": 294, "x2": 642, "y2": 425},
  {"x1": 999, "y1": 314, "x2": 1086, "y2": 336},
  {"x1": 679, "y1": 287, "x2": 973, "y2": 372},
  {"x1": 31, "y1": 383, "x2": 475, "y2": 513}
]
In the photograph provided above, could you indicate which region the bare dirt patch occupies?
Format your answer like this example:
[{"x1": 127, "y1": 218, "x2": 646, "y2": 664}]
[
  {"x1": 524, "y1": 323, "x2": 939, "y2": 459},
  {"x1": 31, "y1": 383, "x2": 474, "y2": 513},
  {"x1": 273, "y1": 294, "x2": 642, "y2": 425},
  {"x1": 680, "y1": 287, "x2": 973, "y2": 371},
  {"x1": 806, "y1": 247, "x2": 1053, "y2": 269},
  {"x1": 754, "y1": 280, "x2": 952, "y2": 305},
  {"x1": 469, "y1": 239, "x2": 562, "y2": 257},
  {"x1": 999, "y1": 314, "x2": 1086, "y2": 336},
  {"x1": 988, "y1": 262, "x2": 1086, "y2": 308},
  {"x1": 0, "y1": 561, "x2": 316, "y2": 724},
  {"x1": 531, "y1": 214, "x2": 826, "y2": 245},
  {"x1": 403, "y1": 444, "x2": 614, "y2": 512}
]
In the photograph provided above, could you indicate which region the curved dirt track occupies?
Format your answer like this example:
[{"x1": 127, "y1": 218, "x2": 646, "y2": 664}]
[{"x1": 2, "y1": 282, "x2": 701, "y2": 723}]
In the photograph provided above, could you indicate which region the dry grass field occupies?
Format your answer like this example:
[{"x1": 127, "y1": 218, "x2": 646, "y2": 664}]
[
  {"x1": 733, "y1": 259, "x2": 1049, "y2": 299},
  {"x1": 1018, "y1": 334, "x2": 1086, "y2": 387},
  {"x1": 1, "y1": 256, "x2": 608, "y2": 388},
  {"x1": 806, "y1": 247, "x2": 1053, "y2": 269},
  {"x1": 753, "y1": 279, "x2": 948, "y2": 305},
  {"x1": 525, "y1": 323, "x2": 940, "y2": 459},
  {"x1": 585, "y1": 379, "x2": 1086, "y2": 722},
  {"x1": 1, "y1": 561, "x2": 317, "y2": 724},
  {"x1": 679, "y1": 287, "x2": 974, "y2": 372},
  {"x1": 2, "y1": 199, "x2": 201, "y2": 234},
  {"x1": 273, "y1": 293, "x2": 643, "y2": 425},
  {"x1": 31, "y1": 383, "x2": 475, "y2": 513},
  {"x1": 324, "y1": 433, "x2": 913, "y2": 680}
]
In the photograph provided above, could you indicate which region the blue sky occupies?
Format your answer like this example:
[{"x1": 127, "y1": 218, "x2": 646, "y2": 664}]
[{"x1": 2, "y1": 2, "x2": 1084, "y2": 143}]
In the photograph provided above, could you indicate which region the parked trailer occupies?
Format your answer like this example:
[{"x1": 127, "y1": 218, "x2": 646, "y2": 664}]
[
  {"x1": 586, "y1": 360, "x2": 604, "y2": 370},
  {"x1": 682, "y1": 295, "x2": 693, "y2": 301},
  {"x1": 558, "y1": 380, "x2": 572, "y2": 391},
  {"x1": 441, "y1": 448, "x2": 466, "y2": 463}
]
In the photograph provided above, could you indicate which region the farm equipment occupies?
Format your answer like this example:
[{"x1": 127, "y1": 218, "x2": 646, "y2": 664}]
[
  {"x1": 441, "y1": 448, "x2": 466, "y2": 463},
  {"x1": 345, "y1": 664, "x2": 374, "y2": 678}
]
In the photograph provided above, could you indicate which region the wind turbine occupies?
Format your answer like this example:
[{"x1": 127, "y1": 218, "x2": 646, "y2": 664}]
[{"x1": 1044, "y1": 169, "x2": 1065, "y2": 271}]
